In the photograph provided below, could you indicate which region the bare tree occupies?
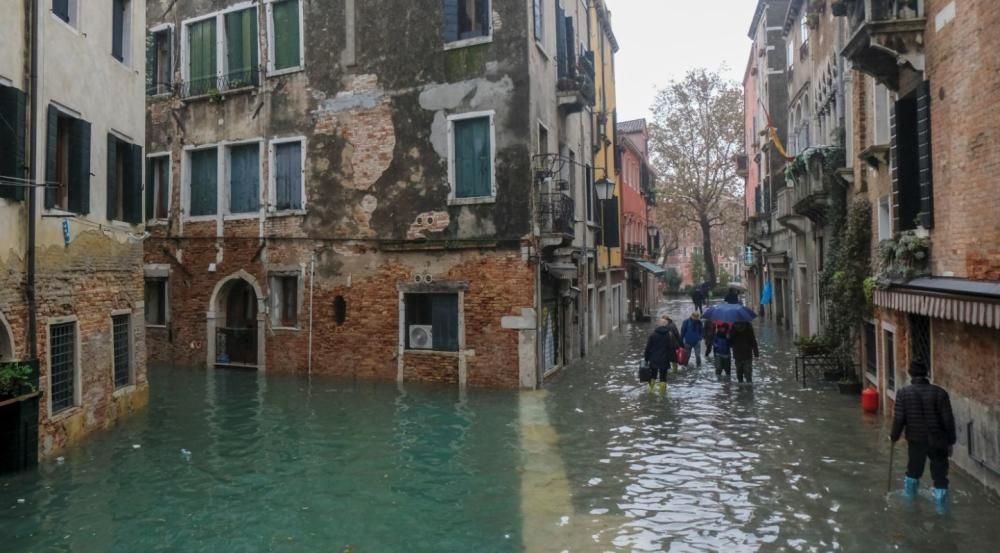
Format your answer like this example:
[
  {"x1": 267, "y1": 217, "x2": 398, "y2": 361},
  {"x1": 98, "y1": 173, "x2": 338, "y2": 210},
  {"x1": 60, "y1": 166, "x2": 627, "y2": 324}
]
[{"x1": 649, "y1": 68, "x2": 744, "y2": 287}]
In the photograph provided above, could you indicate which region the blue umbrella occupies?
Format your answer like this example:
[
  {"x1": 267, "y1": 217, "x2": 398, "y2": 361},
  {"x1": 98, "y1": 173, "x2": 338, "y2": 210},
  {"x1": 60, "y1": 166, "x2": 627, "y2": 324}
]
[{"x1": 703, "y1": 303, "x2": 757, "y2": 323}]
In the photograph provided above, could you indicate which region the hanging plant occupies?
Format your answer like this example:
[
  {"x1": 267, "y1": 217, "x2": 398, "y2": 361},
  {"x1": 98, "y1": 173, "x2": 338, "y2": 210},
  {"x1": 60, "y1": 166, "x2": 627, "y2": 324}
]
[
  {"x1": 821, "y1": 197, "x2": 873, "y2": 357},
  {"x1": 876, "y1": 231, "x2": 931, "y2": 284},
  {"x1": 0, "y1": 363, "x2": 36, "y2": 398}
]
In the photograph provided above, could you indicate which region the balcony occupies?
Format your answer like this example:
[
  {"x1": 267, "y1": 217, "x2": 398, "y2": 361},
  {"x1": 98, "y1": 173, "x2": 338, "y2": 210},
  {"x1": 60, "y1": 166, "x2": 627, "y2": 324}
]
[
  {"x1": 557, "y1": 51, "x2": 596, "y2": 114},
  {"x1": 734, "y1": 154, "x2": 749, "y2": 178},
  {"x1": 787, "y1": 147, "x2": 846, "y2": 225},
  {"x1": 776, "y1": 187, "x2": 807, "y2": 234},
  {"x1": 838, "y1": 0, "x2": 926, "y2": 91},
  {"x1": 625, "y1": 243, "x2": 647, "y2": 260},
  {"x1": 747, "y1": 214, "x2": 772, "y2": 249},
  {"x1": 539, "y1": 192, "x2": 576, "y2": 248},
  {"x1": 178, "y1": 68, "x2": 263, "y2": 99}
]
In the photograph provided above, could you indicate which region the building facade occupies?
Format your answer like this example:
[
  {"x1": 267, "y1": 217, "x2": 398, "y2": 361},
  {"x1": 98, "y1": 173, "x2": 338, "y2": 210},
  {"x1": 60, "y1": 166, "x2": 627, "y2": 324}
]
[
  {"x1": 1, "y1": 0, "x2": 149, "y2": 468},
  {"x1": 142, "y1": 0, "x2": 620, "y2": 389},
  {"x1": 617, "y1": 118, "x2": 662, "y2": 321}
]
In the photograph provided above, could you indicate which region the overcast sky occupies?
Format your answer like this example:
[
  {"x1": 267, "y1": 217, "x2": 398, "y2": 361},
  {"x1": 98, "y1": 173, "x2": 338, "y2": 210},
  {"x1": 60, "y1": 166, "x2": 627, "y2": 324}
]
[{"x1": 609, "y1": 0, "x2": 759, "y2": 122}]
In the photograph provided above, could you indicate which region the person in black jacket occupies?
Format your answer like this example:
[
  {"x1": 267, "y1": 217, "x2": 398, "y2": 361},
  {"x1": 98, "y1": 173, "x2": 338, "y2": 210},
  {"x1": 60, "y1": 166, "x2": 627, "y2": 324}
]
[
  {"x1": 644, "y1": 316, "x2": 679, "y2": 393},
  {"x1": 727, "y1": 321, "x2": 759, "y2": 383},
  {"x1": 891, "y1": 361, "x2": 957, "y2": 510}
]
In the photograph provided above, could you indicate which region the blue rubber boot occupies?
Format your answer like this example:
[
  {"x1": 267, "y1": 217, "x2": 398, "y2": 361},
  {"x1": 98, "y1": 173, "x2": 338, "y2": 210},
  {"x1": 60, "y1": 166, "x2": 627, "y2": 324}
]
[
  {"x1": 903, "y1": 476, "x2": 919, "y2": 499},
  {"x1": 933, "y1": 488, "x2": 950, "y2": 514}
]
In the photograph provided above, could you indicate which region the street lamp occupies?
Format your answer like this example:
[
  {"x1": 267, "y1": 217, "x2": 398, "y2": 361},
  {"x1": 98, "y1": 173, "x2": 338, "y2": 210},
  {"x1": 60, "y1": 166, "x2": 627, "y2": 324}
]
[
  {"x1": 594, "y1": 176, "x2": 615, "y2": 332},
  {"x1": 594, "y1": 177, "x2": 614, "y2": 202}
]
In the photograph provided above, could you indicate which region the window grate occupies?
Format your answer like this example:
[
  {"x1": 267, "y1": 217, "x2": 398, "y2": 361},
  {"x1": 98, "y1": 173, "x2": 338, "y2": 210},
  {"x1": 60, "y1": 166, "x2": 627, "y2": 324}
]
[
  {"x1": 909, "y1": 314, "x2": 931, "y2": 379},
  {"x1": 50, "y1": 322, "x2": 76, "y2": 413},
  {"x1": 884, "y1": 330, "x2": 896, "y2": 391},
  {"x1": 113, "y1": 314, "x2": 131, "y2": 388}
]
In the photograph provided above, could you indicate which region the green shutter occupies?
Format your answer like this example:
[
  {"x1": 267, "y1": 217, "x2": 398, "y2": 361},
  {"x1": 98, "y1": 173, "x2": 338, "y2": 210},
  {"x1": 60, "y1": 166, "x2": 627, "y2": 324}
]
[
  {"x1": 69, "y1": 119, "x2": 91, "y2": 215},
  {"x1": 229, "y1": 144, "x2": 259, "y2": 213},
  {"x1": 125, "y1": 143, "x2": 143, "y2": 224},
  {"x1": 145, "y1": 158, "x2": 154, "y2": 221},
  {"x1": 273, "y1": 0, "x2": 300, "y2": 70},
  {"x1": 454, "y1": 117, "x2": 491, "y2": 198},
  {"x1": 146, "y1": 32, "x2": 157, "y2": 94},
  {"x1": 226, "y1": 8, "x2": 258, "y2": 86},
  {"x1": 0, "y1": 86, "x2": 26, "y2": 200},
  {"x1": 45, "y1": 105, "x2": 58, "y2": 208},
  {"x1": 190, "y1": 149, "x2": 217, "y2": 216},
  {"x1": 188, "y1": 19, "x2": 216, "y2": 96},
  {"x1": 107, "y1": 135, "x2": 118, "y2": 219}
]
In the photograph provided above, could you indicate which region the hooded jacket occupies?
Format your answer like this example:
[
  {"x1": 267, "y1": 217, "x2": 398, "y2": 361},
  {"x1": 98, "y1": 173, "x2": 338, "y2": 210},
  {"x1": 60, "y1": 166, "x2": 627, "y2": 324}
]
[
  {"x1": 727, "y1": 322, "x2": 759, "y2": 361},
  {"x1": 644, "y1": 326, "x2": 679, "y2": 370},
  {"x1": 681, "y1": 318, "x2": 703, "y2": 346},
  {"x1": 891, "y1": 377, "x2": 957, "y2": 446}
]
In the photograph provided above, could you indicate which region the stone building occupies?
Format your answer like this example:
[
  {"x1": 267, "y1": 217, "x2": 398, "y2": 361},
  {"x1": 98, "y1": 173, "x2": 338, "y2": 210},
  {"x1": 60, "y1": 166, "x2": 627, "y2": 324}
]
[
  {"x1": 617, "y1": 118, "x2": 663, "y2": 321},
  {"x1": 837, "y1": 0, "x2": 1000, "y2": 492},
  {"x1": 142, "y1": 0, "x2": 618, "y2": 388},
  {"x1": 1, "y1": 0, "x2": 149, "y2": 469}
]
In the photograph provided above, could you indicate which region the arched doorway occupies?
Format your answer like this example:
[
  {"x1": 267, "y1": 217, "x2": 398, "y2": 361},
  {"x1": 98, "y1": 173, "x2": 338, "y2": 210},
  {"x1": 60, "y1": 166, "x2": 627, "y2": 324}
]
[
  {"x1": 0, "y1": 314, "x2": 14, "y2": 362},
  {"x1": 208, "y1": 272, "x2": 265, "y2": 369}
]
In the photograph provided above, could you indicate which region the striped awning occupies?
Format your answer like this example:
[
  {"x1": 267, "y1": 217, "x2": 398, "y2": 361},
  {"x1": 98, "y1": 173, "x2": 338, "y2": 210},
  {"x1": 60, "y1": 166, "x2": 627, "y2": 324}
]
[{"x1": 874, "y1": 289, "x2": 1000, "y2": 329}]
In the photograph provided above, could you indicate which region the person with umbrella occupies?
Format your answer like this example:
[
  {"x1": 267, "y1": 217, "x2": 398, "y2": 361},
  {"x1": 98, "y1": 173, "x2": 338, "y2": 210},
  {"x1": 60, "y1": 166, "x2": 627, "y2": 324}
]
[{"x1": 703, "y1": 304, "x2": 759, "y2": 383}]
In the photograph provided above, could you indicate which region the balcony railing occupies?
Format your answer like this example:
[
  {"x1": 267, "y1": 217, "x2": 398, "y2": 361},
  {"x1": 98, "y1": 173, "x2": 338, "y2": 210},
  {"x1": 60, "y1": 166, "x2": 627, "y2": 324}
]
[
  {"x1": 625, "y1": 243, "x2": 647, "y2": 259},
  {"x1": 734, "y1": 154, "x2": 749, "y2": 178},
  {"x1": 177, "y1": 69, "x2": 264, "y2": 99},
  {"x1": 838, "y1": 0, "x2": 926, "y2": 90},
  {"x1": 539, "y1": 192, "x2": 575, "y2": 239},
  {"x1": 557, "y1": 51, "x2": 596, "y2": 113},
  {"x1": 216, "y1": 327, "x2": 257, "y2": 366}
]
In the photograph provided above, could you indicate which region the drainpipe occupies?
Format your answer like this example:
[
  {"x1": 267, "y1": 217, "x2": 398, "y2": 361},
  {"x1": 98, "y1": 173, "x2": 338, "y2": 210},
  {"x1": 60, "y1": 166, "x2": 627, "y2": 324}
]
[
  {"x1": 25, "y1": 0, "x2": 39, "y2": 361},
  {"x1": 307, "y1": 252, "x2": 315, "y2": 378}
]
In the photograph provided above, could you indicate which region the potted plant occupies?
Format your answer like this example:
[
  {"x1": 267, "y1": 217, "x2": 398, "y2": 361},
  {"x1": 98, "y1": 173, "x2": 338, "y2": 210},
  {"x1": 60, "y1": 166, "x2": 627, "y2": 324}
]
[
  {"x1": 794, "y1": 335, "x2": 833, "y2": 356},
  {"x1": 0, "y1": 362, "x2": 37, "y2": 400}
]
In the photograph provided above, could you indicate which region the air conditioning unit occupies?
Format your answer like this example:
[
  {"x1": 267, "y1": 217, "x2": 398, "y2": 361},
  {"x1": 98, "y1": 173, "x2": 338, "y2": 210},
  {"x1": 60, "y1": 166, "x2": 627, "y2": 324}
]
[{"x1": 408, "y1": 325, "x2": 433, "y2": 350}]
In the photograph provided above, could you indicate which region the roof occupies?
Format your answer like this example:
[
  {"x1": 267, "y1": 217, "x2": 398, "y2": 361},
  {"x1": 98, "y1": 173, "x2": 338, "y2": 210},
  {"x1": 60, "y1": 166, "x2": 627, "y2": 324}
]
[
  {"x1": 897, "y1": 277, "x2": 1000, "y2": 300},
  {"x1": 617, "y1": 119, "x2": 646, "y2": 134},
  {"x1": 634, "y1": 261, "x2": 667, "y2": 275}
]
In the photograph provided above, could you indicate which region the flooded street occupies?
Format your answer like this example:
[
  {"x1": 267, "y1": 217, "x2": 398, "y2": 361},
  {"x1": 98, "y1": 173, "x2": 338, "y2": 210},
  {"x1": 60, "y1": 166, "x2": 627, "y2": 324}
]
[{"x1": 3, "y1": 298, "x2": 1000, "y2": 552}]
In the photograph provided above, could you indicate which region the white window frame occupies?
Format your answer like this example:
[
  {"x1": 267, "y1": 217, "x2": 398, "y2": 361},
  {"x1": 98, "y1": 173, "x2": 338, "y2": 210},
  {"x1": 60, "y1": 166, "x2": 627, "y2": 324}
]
[
  {"x1": 110, "y1": 309, "x2": 136, "y2": 392},
  {"x1": 268, "y1": 136, "x2": 307, "y2": 215},
  {"x1": 46, "y1": 316, "x2": 81, "y2": 420},
  {"x1": 146, "y1": 152, "x2": 172, "y2": 224},
  {"x1": 182, "y1": 144, "x2": 220, "y2": 222},
  {"x1": 50, "y1": 0, "x2": 81, "y2": 32},
  {"x1": 447, "y1": 110, "x2": 497, "y2": 206},
  {"x1": 143, "y1": 267, "x2": 170, "y2": 329},
  {"x1": 111, "y1": 0, "x2": 134, "y2": 67},
  {"x1": 872, "y1": 81, "x2": 891, "y2": 146},
  {"x1": 881, "y1": 321, "x2": 897, "y2": 399},
  {"x1": 443, "y1": 0, "x2": 494, "y2": 51},
  {"x1": 223, "y1": 138, "x2": 265, "y2": 220},
  {"x1": 148, "y1": 23, "x2": 176, "y2": 97},
  {"x1": 878, "y1": 196, "x2": 892, "y2": 241},
  {"x1": 180, "y1": 2, "x2": 260, "y2": 97},
  {"x1": 265, "y1": 0, "x2": 306, "y2": 76},
  {"x1": 268, "y1": 268, "x2": 304, "y2": 330}
]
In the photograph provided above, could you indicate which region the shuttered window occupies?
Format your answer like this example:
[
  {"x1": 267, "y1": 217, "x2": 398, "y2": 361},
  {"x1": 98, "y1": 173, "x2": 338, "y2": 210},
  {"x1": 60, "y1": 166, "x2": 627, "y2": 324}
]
[
  {"x1": 273, "y1": 141, "x2": 302, "y2": 210},
  {"x1": 229, "y1": 144, "x2": 259, "y2": 214},
  {"x1": 52, "y1": 0, "x2": 70, "y2": 23},
  {"x1": 146, "y1": 29, "x2": 173, "y2": 95},
  {"x1": 452, "y1": 116, "x2": 493, "y2": 199},
  {"x1": 271, "y1": 0, "x2": 301, "y2": 71},
  {"x1": 0, "y1": 85, "x2": 27, "y2": 201},
  {"x1": 145, "y1": 279, "x2": 167, "y2": 326},
  {"x1": 598, "y1": 197, "x2": 620, "y2": 248},
  {"x1": 111, "y1": 0, "x2": 129, "y2": 63},
  {"x1": 269, "y1": 274, "x2": 299, "y2": 328},
  {"x1": 442, "y1": 0, "x2": 490, "y2": 43},
  {"x1": 146, "y1": 155, "x2": 170, "y2": 221},
  {"x1": 44, "y1": 105, "x2": 91, "y2": 214},
  {"x1": 225, "y1": 8, "x2": 259, "y2": 87},
  {"x1": 405, "y1": 294, "x2": 459, "y2": 352},
  {"x1": 107, "y1": 135, "x2": 143, "y2": 224},
  {"x1": 533, "y1": 0, "x2": 542, "y2": 42},
  {"x1": 189, "y1": 148, "x2": 218, "y2": 216},
  {"x1": 187, "y1": 19, "x2": 217, "y2": 96}
]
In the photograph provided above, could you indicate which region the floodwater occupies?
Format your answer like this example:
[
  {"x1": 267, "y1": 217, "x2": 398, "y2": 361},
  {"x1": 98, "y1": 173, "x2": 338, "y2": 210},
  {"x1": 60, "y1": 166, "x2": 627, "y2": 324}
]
[{"x1": 2, "y1": 299, "x2": 999, "y2": 552}]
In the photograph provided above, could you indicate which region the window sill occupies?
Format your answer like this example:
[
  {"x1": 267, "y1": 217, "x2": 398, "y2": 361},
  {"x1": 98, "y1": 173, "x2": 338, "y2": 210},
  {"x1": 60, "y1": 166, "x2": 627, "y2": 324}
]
[
  {"x1": 224, "y1": 213, "x2": 261, "y2": 221},
  {"x1": 448, "y1": 196, "x2": 496, "y2": 206},
  {"x1": 267, "y1": 209, "x2": 306, "y2": 218},
  {"x1": 535, "y1": 41, "x2": 550, "y2": 60},
  {"x1": 147, "y1": 91, "x2": 173, "y2": 101},
  {"x1": 271, "y1": 326, "x2": 300, "y2": 332},
  {"x1": 183, "y1": 214, "x2": 218, "y2": 223},
  {"x1": 182, "y1": 85, "x2": 258, "y2": 103},
  {"x1": 113, "y1": 384, "x2": 137, "y2": 398},
  {"x1": 48, "y1": 406, "x2": 82, "y2": 423},
  {"x1": 267, "y1": 66, "x2": 305, "y2": 78},
  {"x1": 111, "y1": 56, "x2": 131, "y2": 70},
  {"x1": 146, "y1": 219, "x2": 169, "y2": 227},
  {"x1": 109, "y1": 219, "x2": 140, "y2": 229},
  {"x1": 444, "y1": 35, "x2": 493, "y2": 51},
  {"x1": 404, "y1": 349, "x2": 460, "y2": 357},
  {"x1": 42, "y1": 209, "x2": 82, "y2": 218},
  {"x1": 50, "y1": 12, "x2": 80, "y2": 35},
  {"x1": 146, "y1": 324, "x2": 168, "y2": 330}
]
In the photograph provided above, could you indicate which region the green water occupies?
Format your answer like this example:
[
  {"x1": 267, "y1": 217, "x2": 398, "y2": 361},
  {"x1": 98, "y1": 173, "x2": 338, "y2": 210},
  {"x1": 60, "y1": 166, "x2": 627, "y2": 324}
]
[{"x1": 3, "y1": 299, "x2": 1000, "y2": 552}]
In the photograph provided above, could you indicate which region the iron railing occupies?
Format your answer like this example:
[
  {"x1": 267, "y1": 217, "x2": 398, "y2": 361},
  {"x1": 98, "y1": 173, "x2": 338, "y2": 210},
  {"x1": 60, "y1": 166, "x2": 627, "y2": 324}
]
[
  {"x1": 169, "y1": 68, "x2": 264, "y2": 99},
  {"x1": 216, "y1": 327, "x2": 257, "y2": 366},
  {"x1": 539, "y1": 192, "x2": 575, "y2": 237}
]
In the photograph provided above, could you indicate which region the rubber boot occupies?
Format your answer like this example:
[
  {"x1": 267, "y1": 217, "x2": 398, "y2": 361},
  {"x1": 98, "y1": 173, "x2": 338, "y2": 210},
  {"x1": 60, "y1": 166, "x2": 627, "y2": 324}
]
[
  {"x1": 658, "y1": 381, "x2": 667, "y2": 394},
  {"x1": 648, "y1": 381, "x2": 655, "y2": 393},
  {"x1": 932, "y1": 488, "x2": 949, "y2": 514},
  {"x1": 903, "y1": 476, "x2": 919, "y2": 499}
]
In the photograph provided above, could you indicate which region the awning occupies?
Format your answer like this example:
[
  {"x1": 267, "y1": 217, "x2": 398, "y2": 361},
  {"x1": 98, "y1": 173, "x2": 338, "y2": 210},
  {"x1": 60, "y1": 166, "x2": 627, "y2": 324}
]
[
  {"x1": 874, "y1": 277, "x2": 1000, "y2": 330},
  {"x1": 633, "y1": 261, "x2": 666, "y2": 275}
]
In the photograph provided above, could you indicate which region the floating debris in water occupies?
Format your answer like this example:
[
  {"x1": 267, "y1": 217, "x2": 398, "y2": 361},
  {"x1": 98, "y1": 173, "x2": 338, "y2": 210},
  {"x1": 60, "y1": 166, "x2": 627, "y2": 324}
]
[
  {"x1": 180, "y1": 449, "x2": 192, "y2": 460},
  {"x1": 55, "y1": 457, "x2": 65, "y2": 464},
  {"x1": 17, "y1": 498, "x2": 25, "y2": 504},
  {"x1": 132, "y1": 444, "x2": 141, "y2": 449}
]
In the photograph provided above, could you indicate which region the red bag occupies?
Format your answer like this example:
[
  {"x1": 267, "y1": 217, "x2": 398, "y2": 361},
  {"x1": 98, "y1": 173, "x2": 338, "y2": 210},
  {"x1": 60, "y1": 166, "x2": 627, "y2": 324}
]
[{"x1": 675, "y1": 347, "x2": 690, "y2": 365}]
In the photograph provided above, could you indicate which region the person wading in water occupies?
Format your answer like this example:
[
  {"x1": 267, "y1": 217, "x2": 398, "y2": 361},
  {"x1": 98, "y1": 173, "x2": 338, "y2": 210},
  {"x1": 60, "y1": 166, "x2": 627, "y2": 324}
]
[{"x1": 644, "y1": 315, "x2": 679, "y2": 394}]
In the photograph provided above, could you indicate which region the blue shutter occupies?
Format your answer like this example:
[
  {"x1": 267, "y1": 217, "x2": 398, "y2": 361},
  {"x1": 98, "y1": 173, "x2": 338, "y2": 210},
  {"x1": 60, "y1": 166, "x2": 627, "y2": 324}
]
[
  {"x1": 442, "y1": 0, "x2": 459, "y2": 43},
  {"x1": 533, "y1": 0, "x2": 542, "y2": 41},
  {"x1": 472, "y1": 118, "x2": 491, "y2": 197},
  {"x1": 431, "y1": 294, "x2": 459, "y2": 352},
  {"x1": 45, "y1": 105, "x2": 58, "y2": 208},
  {"x1": 145, "y1": 158, "x2": 154, "y2": 220},
  {"x1": 69, "y1": 118, "x2": 91, "y2": 214},
  {"x1": 112, "y1": 0, "x2": 125, "y2": 61},
  {"x1": 229, "y1": 144, "x2": 259, "y2": 213},
  {"x1": 0, "y1": 86, "x2": 26, "y2": 200},
  {"x1": 454, "y1": 118, "x2": 491, "y2": 198},
  {"x1": 107, "y1": 135, "x2": 118, "y2": 219},
  {"x1": 275, "y1": 142, "x2": 302, "y2": 210},
  {"x1": 190, "y1": 149, "x2": 217, "y2": 216}
]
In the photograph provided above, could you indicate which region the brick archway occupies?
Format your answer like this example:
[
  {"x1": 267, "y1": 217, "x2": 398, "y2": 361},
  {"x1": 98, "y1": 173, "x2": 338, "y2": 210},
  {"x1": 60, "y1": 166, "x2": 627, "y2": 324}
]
[
  {"x1": 206, "y1": 271, "x2": 267, "y2": 370},
  {"x1": 0, "y1": 313, "x2": 14, "y2": 362}
]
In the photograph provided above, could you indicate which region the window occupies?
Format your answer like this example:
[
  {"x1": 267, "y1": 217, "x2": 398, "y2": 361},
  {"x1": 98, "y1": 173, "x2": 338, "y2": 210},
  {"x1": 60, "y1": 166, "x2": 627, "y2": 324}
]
[
  {"x1": 188, "y1": 147, "x2": 218, "y2": 217},
  {"x1": 448, "y1": 113, "x2": 495, "y2": 202},
  {"x1": 910, "y1": 315, "x2": 932, "y2": 380},
  {"x1": 184, "y1": 6, "x2": 261, "y2": 97},
  {"x1": 186, "y1": 18, "x2": 217, "y2": 96},
  {"x1": 146, "y1": 155, "x2": 170, "y2": 221},
  {"x1": 45, "y1": 105, "x2": 91, "y2": 214},
  {"x1": 585, "y1": 165, "x2": 593, "y2": 221},
  {"x1": 787, "y1": 41, "x2": 794, "y2": 70},
  {"x1": 884, "y1": 328, "x2": 896, "y2": 391},
  {"x1": 268, "y1": 0, "x2": 303, "y2": 73},
  {"x1": 864, "y1": 322, "x2": 877, "y2": 380},
  {"x1": 442, "y1": 0, "x2": 491, "y2": 45},
  {"x1": 271, "y1": 139, "x2": 303, "y2": 211},
  {"x1": 878, "y1": 196, "x2": 891, "y2": 240},
  {"x1": 112, "y1": 314, "x2": 132, "y2": 388},
  {"x1": 405, "y1": 293, "x2": 459, "y2": 352},
  {"x1": 107, "y1": 134, "x2": 143, "y2": 224},
  {"x1": 533, "y1": 0, "x2": 543, "y2": 43},
  {"x1": 0, "y1": 84, "x2": 27, "y2": 201},
  {"x1": 892, "y1": 82, "x2": 933, "y2": 230},
  {"x1": 146, "y1": 27, "x2": 174, "y2": 95},
  {"x1": 334, "y1": 295, "x2": 347, "y2": 325},
  {"x1": 873, "y1": 82, "x2": 890, "y2": 145},
  {"x1": 538, "y1": 123, "x2": 548, "y2": 155},
  {"x1": 800, "y1": 14, "x2": 809, "y2": 47},
  {"x1": 52, "y1": 0, "x2": 77, "y2": 26},
  {"x1": 112, "y1": 0, "x2": 132, "y2": 64},
  {"x1": 270, "y1": 274, "x2": 299, "y2": 328},
  {"x1": 227, "y1": 143, "x2": 260, "y2": 214},
  {"x1": 145, "y1": 279, "x2": 167, "y2": 326},
  {"x1": 224, "y1": 7, "x2": 259, "y2": 88},
  {"x1": 49, "y1": 321, "x2": 77, "y2": 415}
]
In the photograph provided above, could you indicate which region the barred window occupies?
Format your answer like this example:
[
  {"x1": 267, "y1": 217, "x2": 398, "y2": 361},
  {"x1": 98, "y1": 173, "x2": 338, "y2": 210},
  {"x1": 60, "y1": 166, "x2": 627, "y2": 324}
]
[
  {"x1": 49, "y1": 322, "x2": 77, "y2": 414},
  {"x1": 113, "y1": 314, "x2": 132, "y2": 388},
  {"x1": 909, "y1": 315, "x2": 932, "y2": 380}
]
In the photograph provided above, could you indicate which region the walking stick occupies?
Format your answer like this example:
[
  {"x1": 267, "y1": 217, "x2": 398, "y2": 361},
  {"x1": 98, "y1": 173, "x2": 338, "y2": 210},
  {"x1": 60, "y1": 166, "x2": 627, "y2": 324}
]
[{"x1": 887, "y1": 441, "x2": 896, "y2": 493}]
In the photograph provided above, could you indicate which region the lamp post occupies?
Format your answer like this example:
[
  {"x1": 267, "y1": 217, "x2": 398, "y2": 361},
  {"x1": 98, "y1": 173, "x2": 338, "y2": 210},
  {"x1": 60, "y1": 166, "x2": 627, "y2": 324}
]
[{"x1": 594, "y1": 176, "x2": 615, "y2": 332}]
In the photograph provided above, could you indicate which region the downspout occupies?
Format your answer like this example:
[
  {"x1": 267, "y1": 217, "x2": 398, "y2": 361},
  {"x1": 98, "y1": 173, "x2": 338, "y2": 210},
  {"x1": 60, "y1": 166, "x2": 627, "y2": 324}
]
[
  {"x1": 307, "y1": 252, "x2": 315, "y2": 378},
  {"x1": 25, "y1": 0, "x2": 39, "y2": 361}
]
